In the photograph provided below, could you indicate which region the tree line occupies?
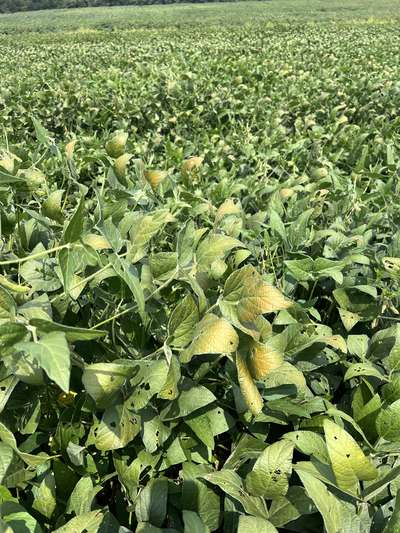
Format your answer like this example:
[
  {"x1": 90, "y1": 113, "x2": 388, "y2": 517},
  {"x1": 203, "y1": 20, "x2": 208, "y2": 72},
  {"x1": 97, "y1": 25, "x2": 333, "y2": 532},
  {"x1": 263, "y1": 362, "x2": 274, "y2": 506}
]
[{"x1": 0, "y1": 0, "x2": 237, "y2": 14}]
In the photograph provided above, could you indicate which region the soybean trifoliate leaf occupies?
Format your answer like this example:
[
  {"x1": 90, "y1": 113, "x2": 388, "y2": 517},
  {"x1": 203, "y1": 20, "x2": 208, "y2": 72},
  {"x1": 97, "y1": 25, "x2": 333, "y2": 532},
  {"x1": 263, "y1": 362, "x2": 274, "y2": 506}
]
[
  {"x1": 182, "y1": 156, "x2": 203, "y2": 173},
  {"x1": 15, "y1": 332, "x2": 70, "y2": 392},
  {"x1": 168, "y1": 294, "x2": 199, "y2": 349},
  {"x1": 42, "y1": 189, "x2": 64, "y2": 223},
  {"x1": 245, "y1": 440, "x2": 294, "y2": 499},
  {"x1": 248, "y1": 339, "x2": 284, "y2": 379},
  {"x1": 376, "y1": 399, "x2": 400, "y2": 442},
  {"x1": 338, "y1": 308, "x2": 361, "y2": 332},
  {"x1": 220, "y1": 265, "x2": 290, "y2": 339},
  {"x1": 181, "y1": 313, "x2": 238, "y2": 363},
  {"x1": 105, "y1": 130, "x2": 128, "y2": 158},
  {"x1": 236, "y1": 351, "x2": 263, "y2": 415},
  {"x1": 383, "y1": 491, "x2": 400, "y2": 533},
  {"x1": 181, "y1": 463, "x2": 221, "y2": 531},
  {"x1": 383, "y1": 257, "x2": 400, "y2": 277},
  {"x1": 82, "y1": 233, "x2": 111, "y2": 250},
  {"x1": 323, "y1": 419, "x2": 377, "y2": 493},
  {"x1": 0, "y1": 443, "x2": 14, "y2": 485}
]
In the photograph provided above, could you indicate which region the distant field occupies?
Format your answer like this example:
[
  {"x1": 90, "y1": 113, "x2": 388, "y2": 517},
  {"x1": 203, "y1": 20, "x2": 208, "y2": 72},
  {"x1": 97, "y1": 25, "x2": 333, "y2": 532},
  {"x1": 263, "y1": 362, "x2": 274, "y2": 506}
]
[
  {"x1": 1, "y1": 1, "x2": 400, "y2": 532},
  {"x1": 0, "y1": 0, "x2": 400, "y2": 33}
]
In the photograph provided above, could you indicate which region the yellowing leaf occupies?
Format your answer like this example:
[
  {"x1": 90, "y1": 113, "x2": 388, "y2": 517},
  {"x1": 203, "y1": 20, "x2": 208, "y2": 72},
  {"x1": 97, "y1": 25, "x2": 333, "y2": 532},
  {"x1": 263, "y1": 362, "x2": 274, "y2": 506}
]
[
  {"x1": 145, "y1": 169, "x2": 167, "y2": 191},
  {"x1": 182, "y1": 156, "x2": 203, "y2": 173},
  {"x1": 182, "y1": 313, "x2": 238, "y2": 363},
  {"x1": 215, "y1": 198, "x2": 241, "y2": 224},
  {"x1": 220, "y1": 265, "x2": 291, "y2": 339},
  {"x1": 236, "y1": 352, "x2": 263, "y2": 415},
  {"x1": 105, "y1": 131, "x2": 128, "y2": 158},
  {"x1": 383, "y1": 257, "x2": 400, "y2": 276},
  {"x1": 0, "y1": 274, "x2": 30, "y2": 294},
  {"x1": 83, "y1": 233, "x2": 112, "y2": 250},
  {"x1": 323, "y1": 419, "x2": 377, "y2": 493},
  {"x1": 65, "y1": 139, "x2": 77, "y2": 159},
  {"x1": 114, "y1": 153, "x2": 132, "y2": 179},
  {"x1": 248, "y1": 339, "x2": 284, "y2": 379}
]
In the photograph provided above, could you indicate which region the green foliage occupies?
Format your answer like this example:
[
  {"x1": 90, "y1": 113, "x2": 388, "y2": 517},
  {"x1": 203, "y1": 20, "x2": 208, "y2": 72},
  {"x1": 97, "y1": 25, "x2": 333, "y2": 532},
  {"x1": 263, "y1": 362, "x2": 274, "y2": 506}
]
[{"x1": 0, "y1": 1, "x2": 400, "y2": 531}]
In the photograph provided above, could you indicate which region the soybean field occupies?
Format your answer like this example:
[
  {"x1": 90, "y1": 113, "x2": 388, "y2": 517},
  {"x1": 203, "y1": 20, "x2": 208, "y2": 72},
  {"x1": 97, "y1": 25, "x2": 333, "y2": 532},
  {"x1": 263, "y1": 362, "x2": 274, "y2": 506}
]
[{"x1": 1, "y1": 1, "x2": 400, "y2": 531}]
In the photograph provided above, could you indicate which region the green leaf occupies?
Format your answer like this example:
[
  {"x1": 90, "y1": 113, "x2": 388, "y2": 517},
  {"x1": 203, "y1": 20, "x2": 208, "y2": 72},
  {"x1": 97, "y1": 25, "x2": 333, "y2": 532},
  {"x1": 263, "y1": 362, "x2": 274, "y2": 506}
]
[
  {"x1": 83, "y1": 362, "x2": 134, "y2": 407},
  {"x1": 0, "y1": 501, "x2": 43, "y2": 533},
  {"x1": 183, "y1": 510, "x2": 210, "y2": 533},
  {"x1": 323, "y1": 419, "x2": 377, "y2": 493},
  {"x1": 135, "y1": 478, "x2": 168, "y2": 528},
  {"x1": 344, "y1": 363, "x2": 387, "y2": 382},
  {"x1": 296, "y1": 470, "x2": 345, "y2": 533},
  {"x1": 238, "y1": 515, "x2": 278, "y2": 533},
  {"x1": 245, "y1": 440, "x2": 294, "y2": 499},
  {"x1": 32, "y1": 117, "x2": 52, "y2": 146},
  {"x1": 127, "y1": 360, "x2": 169, "y2": 410},
  {"x1": 67, "y1": 477, "x2": 98, "y2": 515},
  {"x1": 110, "y1": 255, "x2": 148, "y2": 324},
  {"x1": 32, "y1": 472, "x2": 56, "y2": 519},
  {"x1": 268, "y1": 486, "x2": 316, "y2": 527},
  {"x1": 168, "y1": 294, "x2": 199, "y2": 349},
  {"x1": 0, "y1": 443, "x2": 14, "y2": 484},
  {"x1": 95, "y1": 401, "x2": 141, "y2": 451},
  {"x1": 63, "y1": 196, "x2": 85, "y2": 244},
  {"x1": 0, "y1": 422, "x2": 50, "y2": 467},
  {"x1": 162, "y1": 382, "x2": 216, "y2": 420},
  {"x1": 362, "y1": 464, "x2": 400, "y2": 501},
  {"x1": 181, "y1": 463, "x2": 221, "y2": 531},
  {"x1": 16, "y1": 332, "x2": 71, "y2": 392},
  {"x1": 283, "y1": 431, "x2": 330, "y2": 463},
  {"x1": 53, "y1": 510, "x2": 104, "y2": 532},
  {"x1": 202, "y1": 469, "x2": 268, "y2": 519},
  {"x1": 196, "y1": 233, "x2": 244, "y2": 272},
  {"x1": 376, "y1": 399, "x2": 400, "y2": 442},
  {"x1": 384, "y1": 491, "x2": 400, "y2": 533}
]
